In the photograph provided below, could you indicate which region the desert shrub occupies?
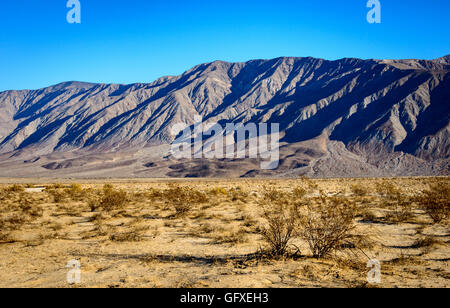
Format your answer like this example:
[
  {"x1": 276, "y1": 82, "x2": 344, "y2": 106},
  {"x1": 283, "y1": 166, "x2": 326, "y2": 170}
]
[
  {"x1": 148, "y1": 188, "x2": 164, "y2": 199},
  {"x1": 6, "y1": 184, "x2": 25, "y2": 193},
  {"x1": 99, "y1": 184, "x2": 127, "y2": 211},
  {"x1": 292, "y1": 187, "x2": 307, "y2": 200},
  {"x1": 417, "y1": 181, "x2": 449, "y2": 223},
  {"x1": 208, "y1": 187, "x2": 228, "y2": 196},
  {"x1": 411, "y1": 236, "x2": 441, "y2": 249},
  {"x1": 0, "y1": 188, "x2": 6, "y2": 201},
  {"x1": 299, "y1": 195, "x2": 357, "y2": 258},
  {"x1": 110, "y1": 231, "x2": 143, "y2": 242},
  {"x1": 0, "y1": 214, "x2": 26, "y2": 231},
  {"x1": 260, "y1": 203, "x2": 298, "y2": 257},
  {"x1": 375, "y1": 181, "x2": 400, "y2": 199},
  {"x1": 46, "y1": 183, "x2": 66, "y2": 190},
  {"x1": 47, "y1": 189, "x2": 66, "y2": 203},
  {"x1": 109, "y1": 224, "x2": 148, "y2": 242},
  {"x1": 263, "y1": 186, "x2": 307, "y2": 206},
  {"x1": 351, "y1": 184, "x2": 369, "y2": 197},
  {"x1": 18, "y1": 194, "x2": 43, "y2": 217},
  {"x1": 384, "y1": 196, "x2": 414, "y2": 223},
  {"x1": 258, "y1": 188, "x2": 301, "y2": 257},
  {"x1": 228, "y1": 187, "x2": 248, "y2": 202},
  {"x1": 161, "y1": 185, "x2": 208, "y2": 217},
  {"x1": 66, "y1": 184, "x2": 83, "y2": 200},
  {"x1": 174, "y1": 202, "x2": 191, "y2": 217},
  {"x1": 263, "y1": 187, "x2": 289, "y2": 202},
  {"x1": 211, "y1": 229, "x2": 248, "y2": 245},
  {"x1": 376, "y1": 181, "x2": 413, "y2": 223},
  {"x1": 87, "y1": 195, "x2": 100, "y2": 212}
]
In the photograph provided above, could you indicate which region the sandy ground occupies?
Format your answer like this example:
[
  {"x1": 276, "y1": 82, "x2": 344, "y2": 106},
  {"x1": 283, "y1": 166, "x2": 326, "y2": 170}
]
[{"x1": 0, "y1": 178, "x2": 448, "y2": 288}]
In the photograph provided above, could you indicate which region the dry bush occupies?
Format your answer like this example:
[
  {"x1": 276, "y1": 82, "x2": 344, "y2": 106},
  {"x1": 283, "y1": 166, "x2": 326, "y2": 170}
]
[
  {"x1": 263, "y1": 187, "x2": 289, "y2": 202},
  {"x1": 0, "y1": 188, "x2": 7, "y2": 201},
  {"x1": 376, "y1": 181, "x2": 413, "y2": 223},
  {"x1": 86, "y1": 190, "x2": 102, "y2": 212},
  {"x1": 258, "y1": 188, "x2": 301, "y2": 257},
  {"x1": 299, "y1": 195, "x2": 357, "y2": 258},
  {"x1": 260, "y1": 204, "x2": 298, "y2": 257},
  {"x1": 5, "y1": 184, "x2": 25, "y2": 193},
  {"x1": 417, "y1": 181, "x2": 449, "y2": 223},
  {"x1": 160, "y1": 185, "x2": 208, "y2": 217},
  {"x1": 300, "y1": 177, "x2": 319, "y2": 192},
  {"x1": 109, "y1": 224, "x2": 148, "y2": 242},
  {"x1": 351, "y1": 184, "x2": 369, "y2": 197},
  {"x1": 109, "y1": 231, "x2": 143, "y2": 242},
  {"x1": 99, "y1": 184, "x2": 127, "y2": 211},
  {"x1": 46, "y1": 183, "x2": 66, "y2": 189},
  {"x1": 384, "y1": 198, "x2": 414, "y2": 223},
  {"x1": 0, "y1": 214, "x2": 26, "y2": 231},
  {"x1": 292, "y1": 187, "x2": 308, "y2": 200},
  {"x1": 47, "y1": 188, "x2": 67, "y2": 203},
  {"x1": 148, "y1": 188, "x2": 164, "y2": 199},
  {"x1": 228, "y1": 187, "x2": 248, "y2": 202},
  {"x1": 375, "y1": 181, "x2": 399, "y2": 200},
  {"x1": 0, "y1": 193, "x2": 43, "y2": 233},
  {"x1": 211, "y1": 229, "x2": 248, "y2": 245},
  {"x1": 412, "y1": 236, "x2": 441, "y2": 250},
  {"x1": 208, "y1": 187, "x2": 228, "y2": 196},
  {"x1": 18, "y1": 194, "x2": 43, "y2": 218},
  {"x1": 65, "y1": 184, "x2": 84, "y2": 201}
]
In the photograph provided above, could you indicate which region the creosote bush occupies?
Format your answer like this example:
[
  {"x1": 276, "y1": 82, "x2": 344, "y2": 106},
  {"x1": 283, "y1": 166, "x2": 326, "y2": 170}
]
[
  {"x1": 260, "y1": 203, "x2": 298, "y2": 257},
  {"x1": 66, "y1": 184, "x2": 84, "y2": 201},
  {"x1": 258, "y1": 188, "x2": 303, "y2": 257},
  {"x1": 376, "y1": 181, "x2": 413, "y2": 223},
  {"x1": 98, "y1": 184, "x2": 127, "y2": 211},
  {"x1": 351, "y1": 184, "x2": 369, "y2": 197},
  {"x1": 159, "y1": 185, "x2": 209, "y2": 217},
  {"x1": 47, "y1": 188, "x2": 66, "y2": 203},
  {"x1": 5, "y1": 184, "x2": 25, "y2": 193},
  {"x1": 418, "y1": 181, "x2": 449, "y2": 223},
  {"x1": 299, "y1": 195, "x2": 357, "y2": 258}
]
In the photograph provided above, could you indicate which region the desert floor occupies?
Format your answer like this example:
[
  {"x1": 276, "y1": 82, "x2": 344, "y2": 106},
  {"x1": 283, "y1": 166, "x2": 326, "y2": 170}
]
[{"x1": 0, "y1": 177, "x2": 448, "y2": 288}]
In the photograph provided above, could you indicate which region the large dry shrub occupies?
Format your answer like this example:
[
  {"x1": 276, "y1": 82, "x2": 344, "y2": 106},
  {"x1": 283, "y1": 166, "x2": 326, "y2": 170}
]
[
  {"x1": 47, "y1": 188, "x2": 67, "y2": 203},
  {"x1": 259, "y1": 188, "x2": 302, "y2": 257},
  {"x1": 260, "y1": 203, "x2": 298, "y2": 257},
  {"x1": 299, "y1": 195, "x2": 357, "y2": 258},
  {"x1": 162, "y1": 185, "x2": 208, "y2": 217},
  {"x1": 376, "y1": 180, "x2": 399, "y2": 200},
  {"x1": 66, "y1": 184, "x2": 84, "y2": 201},
  {"x1": 418, "y1": 181, "x2": 449, "y2": 223},
  {"x1": 98, "y1": 184, "x2": 127, "y2": 211}
]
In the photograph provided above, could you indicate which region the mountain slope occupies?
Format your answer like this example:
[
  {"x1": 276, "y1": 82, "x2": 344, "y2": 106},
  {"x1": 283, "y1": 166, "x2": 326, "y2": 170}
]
[{"x1": 0, "y1": 56, "x2": 448, "y2": 177}]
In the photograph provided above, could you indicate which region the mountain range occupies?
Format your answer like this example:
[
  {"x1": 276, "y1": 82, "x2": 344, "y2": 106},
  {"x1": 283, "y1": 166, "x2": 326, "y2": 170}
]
[{"x1": 0, "y1": 55, "x2": 449, "y2": 178}]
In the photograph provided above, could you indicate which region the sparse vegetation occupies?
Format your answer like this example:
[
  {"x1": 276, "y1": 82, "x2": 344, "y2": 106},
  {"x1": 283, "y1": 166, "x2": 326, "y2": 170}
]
[
  {"x1": 5, "y1": 184, "x2": 25, "y2": 193},
  {"x1": 351, "y1": 184, "x2": 369, "y2": 197},
  {"x1": 260, "y1": 202, "x2": 298, "y2": 257},
  {"x1": 298, "y1": 194, "x2": 357, "y2": 258},
  {"x1": 98, "y1": 184, "x2": 127, "y2": 211},
  {"x1": 0, "y1": 177, "x2": 448, "y2": 288},
  {"x1": 66, "y1": 184, "x2": 83, "y2": 200},
  {"x1": 417, "y1": 181, "x2": 449, "y2": 223},
  {"x1": 158, "y1": 185, "x2": 208, "y2": 217}
]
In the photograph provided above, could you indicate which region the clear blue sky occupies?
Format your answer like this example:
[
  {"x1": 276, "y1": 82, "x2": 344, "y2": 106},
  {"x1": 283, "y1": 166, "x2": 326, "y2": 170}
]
[{"x1": 0, "y1": 0, "x2": 449, "y2": 91}]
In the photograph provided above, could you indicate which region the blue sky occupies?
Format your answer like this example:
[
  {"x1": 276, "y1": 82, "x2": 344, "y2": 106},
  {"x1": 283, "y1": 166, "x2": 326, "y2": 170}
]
[{"x1": 0, "y1": 0, "x2": 449, "y2": 91}]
